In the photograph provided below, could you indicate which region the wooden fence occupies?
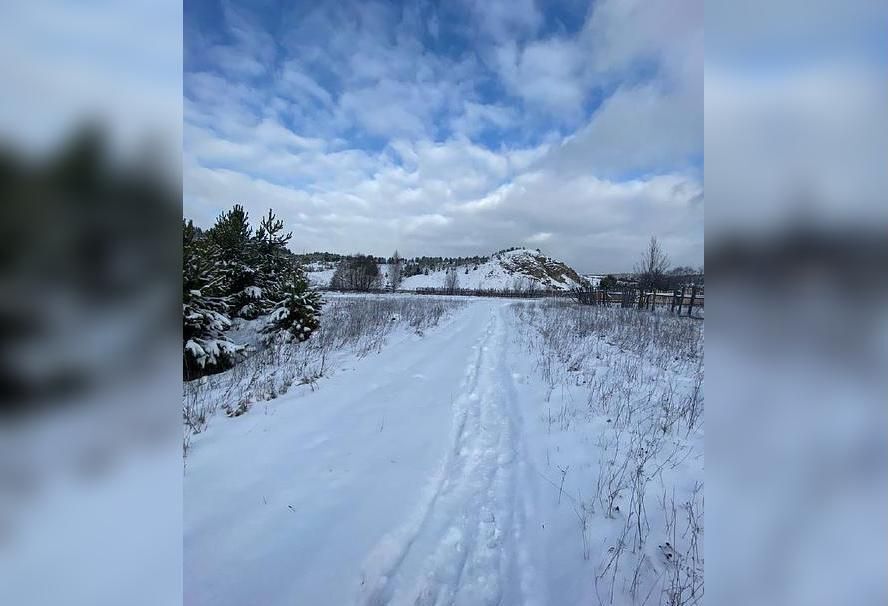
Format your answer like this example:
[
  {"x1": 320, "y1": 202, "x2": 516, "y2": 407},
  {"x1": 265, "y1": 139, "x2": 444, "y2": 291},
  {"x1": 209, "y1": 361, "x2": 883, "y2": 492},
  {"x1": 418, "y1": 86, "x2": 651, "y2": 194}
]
[
  {"x1": 322, "y1": 285, "x2": 703, "y2": 316},
  {"x1": 566, "y1": 285, "x2": 703, "y2": 316}
]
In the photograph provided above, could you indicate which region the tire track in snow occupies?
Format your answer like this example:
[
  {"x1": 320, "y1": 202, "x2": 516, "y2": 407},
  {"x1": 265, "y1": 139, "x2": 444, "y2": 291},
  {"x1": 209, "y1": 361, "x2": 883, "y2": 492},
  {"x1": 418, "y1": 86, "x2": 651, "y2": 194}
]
[
  {"x1": 356, "y1": 308, "x2": 491, "y2": 606},
  {"x1": 358, "y1": 304, "x2": 535, "y2": 606}
]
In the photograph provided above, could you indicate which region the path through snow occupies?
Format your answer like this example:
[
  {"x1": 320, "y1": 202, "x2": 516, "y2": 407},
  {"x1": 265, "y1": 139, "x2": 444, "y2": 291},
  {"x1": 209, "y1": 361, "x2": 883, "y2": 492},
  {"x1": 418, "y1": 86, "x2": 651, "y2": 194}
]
[
  {"x1": 359, "y1": 303, "x2": 542, "y2": 606},
  {"x1": 185, "y1": 301, "x2": 544, "y2": 606}
]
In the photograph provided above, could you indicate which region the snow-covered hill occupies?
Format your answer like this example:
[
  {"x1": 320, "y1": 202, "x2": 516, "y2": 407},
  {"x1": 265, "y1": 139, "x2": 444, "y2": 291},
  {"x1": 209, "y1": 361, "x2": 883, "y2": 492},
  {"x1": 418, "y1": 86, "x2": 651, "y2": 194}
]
[
  {"x1": 401, "y1": 249, "x2": 586, "y2": 291},
  {"x1": 307, "y1": 249, "x2": 588, "y2": 291}
]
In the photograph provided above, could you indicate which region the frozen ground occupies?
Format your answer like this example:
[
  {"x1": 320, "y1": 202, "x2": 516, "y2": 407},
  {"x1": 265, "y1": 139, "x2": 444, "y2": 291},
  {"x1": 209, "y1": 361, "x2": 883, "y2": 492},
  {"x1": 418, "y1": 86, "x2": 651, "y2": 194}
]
[{"x1": 184, "y1": 296, "x2": 703, "y2": 605}]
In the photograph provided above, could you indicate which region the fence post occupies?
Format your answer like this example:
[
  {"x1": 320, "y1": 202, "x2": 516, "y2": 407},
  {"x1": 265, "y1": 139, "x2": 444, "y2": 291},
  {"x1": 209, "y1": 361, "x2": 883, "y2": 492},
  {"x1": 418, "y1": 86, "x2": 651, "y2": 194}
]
[
  {"x1": 671, "y1": 290, "x2": 676, "y2": 313},
  {"x1": 688, "y1": 285, "x2": 697, "y2": 317},
  {"x1": 677, "y1": 287, "x2": 685, "y2": 315}
]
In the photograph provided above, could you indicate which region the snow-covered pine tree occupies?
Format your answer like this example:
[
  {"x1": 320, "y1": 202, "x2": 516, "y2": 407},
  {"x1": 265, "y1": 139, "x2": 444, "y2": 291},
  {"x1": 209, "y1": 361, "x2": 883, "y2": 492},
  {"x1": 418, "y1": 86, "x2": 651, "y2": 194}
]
[
  {"x1": 209, "y1": 204, "x2": 262, "y2": 319},
  {"x1": 252, "y1": 209, "x2": 295, "y2": 314},
  {"x1": 261, "y1": 268, "x2": 323, "y2": 344},
  {"x1": 183, "y1": 219, "x2": 244, "y2": 379}
]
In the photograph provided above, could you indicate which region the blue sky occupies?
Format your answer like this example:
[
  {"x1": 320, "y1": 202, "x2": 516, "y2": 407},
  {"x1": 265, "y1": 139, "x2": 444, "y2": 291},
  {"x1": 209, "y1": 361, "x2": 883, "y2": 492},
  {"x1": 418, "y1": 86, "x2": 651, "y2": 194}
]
[{"x1": 183, "y1": 0, "x2": 703, "y2": 272}]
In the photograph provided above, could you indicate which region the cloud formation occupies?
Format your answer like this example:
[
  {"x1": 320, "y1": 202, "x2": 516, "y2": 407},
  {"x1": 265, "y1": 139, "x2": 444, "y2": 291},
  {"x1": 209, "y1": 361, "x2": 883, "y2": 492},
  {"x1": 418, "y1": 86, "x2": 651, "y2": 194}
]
[{"x1": 184, "y1": 0, "x2": 703, "y2": 272}]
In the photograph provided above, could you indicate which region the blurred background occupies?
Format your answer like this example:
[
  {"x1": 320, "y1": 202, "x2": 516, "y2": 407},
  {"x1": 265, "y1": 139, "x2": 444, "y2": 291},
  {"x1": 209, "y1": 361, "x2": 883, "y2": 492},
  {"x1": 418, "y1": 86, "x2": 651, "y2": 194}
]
[
  {"x1": 0, "y1": 1, "x2": 182, "y2": 605},
  {"x1": 0, "y1": 1, "x2": 885, "y2": 605},
  {"x1": 706, "y1": 1, "x2": 888, "y2": 604}
]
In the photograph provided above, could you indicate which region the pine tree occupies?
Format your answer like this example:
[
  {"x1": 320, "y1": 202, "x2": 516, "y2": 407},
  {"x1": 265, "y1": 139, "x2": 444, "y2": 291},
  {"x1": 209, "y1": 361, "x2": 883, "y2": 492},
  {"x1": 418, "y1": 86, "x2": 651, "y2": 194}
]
[
  {"x1": 187, "y1": 204, "x2": 322, "y2": 362},
  {"x1": 252, "y1": 209, "x2": 296, "y2": 314},
  {"x1": 261, "y1": 268, "x2": 322, "y2": 343},
  {"x1": 209, "y1": 204, "x2": 261, "y2": 319},
  {"x1": 183, "y1": 219, "x2": 244, "y2": 379}
]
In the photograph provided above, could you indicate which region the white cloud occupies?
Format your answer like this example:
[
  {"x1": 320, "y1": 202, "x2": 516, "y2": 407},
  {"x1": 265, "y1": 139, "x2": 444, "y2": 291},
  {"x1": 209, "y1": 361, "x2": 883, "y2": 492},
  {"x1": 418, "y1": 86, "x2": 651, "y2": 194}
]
[
  {"x1": 495, "y1": 37, "x2": 587, "y2": 114},
  {"x1": 277, "y1": 62, "x2": 334, "y2": 108},
  {"x1": 184, "y1": 0, "x2": 704, "y2": 271},
  {"x1": 526, "y1": 232, "x2": 552, "y2": 243},
  {"x1": 186, "y1": 133, "x2": 703, "y2": 270},
  {"x1": 450, "y1": 102, "x2": 517, "y2": 138},
  {"x1": 542, "y1": 81, "x2": 700, "y2": 178},
  {"x1": 464, "y1": 0, "x2": 542, "y2": 42},
  {"x1": 207, "y1": 0, "x2": 277, "y2": 78},
  {"x1": 339, "y1": 81, "x2": 432, "y2": 139}
]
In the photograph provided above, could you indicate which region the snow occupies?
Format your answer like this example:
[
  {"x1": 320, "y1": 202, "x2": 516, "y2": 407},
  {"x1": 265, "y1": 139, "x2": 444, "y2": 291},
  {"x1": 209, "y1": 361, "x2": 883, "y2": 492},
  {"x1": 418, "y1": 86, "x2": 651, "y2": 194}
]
[
  {"x1": 400, "y1": 250, "x2": 583, "y2": 291},
  {"x1": 582, "y1": 274, "x2": 603, "y2": 288},
  {"x1": 185, "y1": 297, "x2": 703, "y2": 605},
  {"x1": 305, "y1": 250, "x2": 585, "y2": 291},
  {"x1": 306, "y1": 268, "x2": 335, "y2": 287},
  {"x1": 401, "y1": 249, "x2": 576, "y2": 290}
]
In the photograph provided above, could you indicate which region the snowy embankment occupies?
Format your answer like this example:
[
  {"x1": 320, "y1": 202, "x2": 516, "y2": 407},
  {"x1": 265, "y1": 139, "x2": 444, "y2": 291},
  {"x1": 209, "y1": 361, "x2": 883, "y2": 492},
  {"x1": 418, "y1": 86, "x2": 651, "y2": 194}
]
[{"x1": 184, "y1": 296, "x2": 703, "y2": 606}]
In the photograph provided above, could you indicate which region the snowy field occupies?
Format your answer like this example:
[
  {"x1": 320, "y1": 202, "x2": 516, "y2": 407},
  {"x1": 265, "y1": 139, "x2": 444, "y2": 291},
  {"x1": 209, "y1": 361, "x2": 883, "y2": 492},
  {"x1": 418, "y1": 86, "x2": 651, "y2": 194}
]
[{"x1": 184, "y1": 295, "x2": 703, "y2": 606}]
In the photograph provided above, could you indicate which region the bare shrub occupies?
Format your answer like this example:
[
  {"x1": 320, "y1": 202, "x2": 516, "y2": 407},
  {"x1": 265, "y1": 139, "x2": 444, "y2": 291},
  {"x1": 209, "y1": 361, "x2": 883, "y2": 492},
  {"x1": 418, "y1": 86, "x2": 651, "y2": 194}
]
[{"x1": 511, "y1": 298, "x2": 703, "y2": 605}]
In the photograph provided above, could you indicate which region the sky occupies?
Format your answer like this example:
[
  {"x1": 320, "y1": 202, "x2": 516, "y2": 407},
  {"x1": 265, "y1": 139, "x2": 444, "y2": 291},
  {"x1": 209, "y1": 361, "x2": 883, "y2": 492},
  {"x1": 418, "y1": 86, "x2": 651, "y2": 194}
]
[{"x1": 183, "y1": 0, "x2": 703, "y2": 273}]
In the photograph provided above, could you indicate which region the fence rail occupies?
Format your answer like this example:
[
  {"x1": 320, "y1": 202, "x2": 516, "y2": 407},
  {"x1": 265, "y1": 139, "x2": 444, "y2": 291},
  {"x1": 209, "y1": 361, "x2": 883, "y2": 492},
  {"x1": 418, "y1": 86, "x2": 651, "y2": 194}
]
[{"x1": 549, "y1": 286, "x2": 703, "y2": 316}]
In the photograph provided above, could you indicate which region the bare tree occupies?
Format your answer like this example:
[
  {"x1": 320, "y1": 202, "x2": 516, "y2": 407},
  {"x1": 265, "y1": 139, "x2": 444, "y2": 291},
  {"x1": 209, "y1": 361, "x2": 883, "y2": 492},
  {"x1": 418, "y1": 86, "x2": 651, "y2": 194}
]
[
  {"x1": 331, "y1": 254, "x2": 381, "y2": 291},
  {"x1": 390, "y1": 250, "x2": 402, "y2": 291},
  {"x1": 634, "y1": 236, "x2": 670, "y2": 292},
  {"x1": 443, "y1": 267, "x2": 459, "y2": 294}
]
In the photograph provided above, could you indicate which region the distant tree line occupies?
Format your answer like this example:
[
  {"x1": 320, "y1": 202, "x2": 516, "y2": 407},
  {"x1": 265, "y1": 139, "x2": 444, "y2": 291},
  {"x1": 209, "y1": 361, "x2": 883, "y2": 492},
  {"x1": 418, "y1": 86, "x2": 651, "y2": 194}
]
[
  {"x1": 294, "y1": 252, "x2": 492, "y2": 278},
  {"x1": 293, "y1": 251, "x2": 350, "y2": 264},
  {"x1": 493, "y1": 246, "x2": 540, "y2": 255},
  {"x1": 401, "y1": 255, "x2": 489, "y2": 277},
  {"x1": 330, "y1": 254, "x2": 382, "y2": 290}
]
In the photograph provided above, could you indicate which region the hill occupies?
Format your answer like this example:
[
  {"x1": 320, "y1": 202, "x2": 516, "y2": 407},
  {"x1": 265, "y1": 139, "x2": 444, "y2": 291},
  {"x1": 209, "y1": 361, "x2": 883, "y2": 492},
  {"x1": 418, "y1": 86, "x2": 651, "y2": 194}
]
[{"x1": 305, "y1": 248, "x2": 588, "y2": 291}]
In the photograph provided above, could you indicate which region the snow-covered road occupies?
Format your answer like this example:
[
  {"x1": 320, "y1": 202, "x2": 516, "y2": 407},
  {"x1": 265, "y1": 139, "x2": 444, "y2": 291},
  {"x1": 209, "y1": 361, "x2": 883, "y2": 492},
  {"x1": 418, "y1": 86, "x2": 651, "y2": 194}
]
[
  {"x1": 186, "y1": 298, "x2": 704, "y2": 606},
  {"x1": 185, "y1": 301, "x2": 543, "y2": 606}
]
